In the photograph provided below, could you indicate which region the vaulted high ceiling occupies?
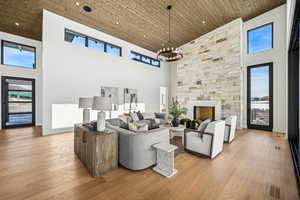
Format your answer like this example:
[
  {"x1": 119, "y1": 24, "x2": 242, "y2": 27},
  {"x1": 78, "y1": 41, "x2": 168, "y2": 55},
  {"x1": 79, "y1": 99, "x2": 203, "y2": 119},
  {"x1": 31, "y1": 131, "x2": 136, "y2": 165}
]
[{"x1": 0, "y1": 0, "x2": 286, "y2": 52}]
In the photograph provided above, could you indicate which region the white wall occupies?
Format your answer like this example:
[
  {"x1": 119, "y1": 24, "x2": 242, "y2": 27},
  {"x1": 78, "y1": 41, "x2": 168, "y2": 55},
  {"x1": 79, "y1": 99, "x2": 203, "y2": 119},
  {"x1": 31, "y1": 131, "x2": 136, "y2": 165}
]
[
  {"x1": 242, "y1": 5, "x2": 287, "y2": 133},
  {"x1": 42, "y1": 10, "x2": 170, "y2": 135},
  {"x1": 0, "y1": 31, "x2": 43, "y2": 129}
]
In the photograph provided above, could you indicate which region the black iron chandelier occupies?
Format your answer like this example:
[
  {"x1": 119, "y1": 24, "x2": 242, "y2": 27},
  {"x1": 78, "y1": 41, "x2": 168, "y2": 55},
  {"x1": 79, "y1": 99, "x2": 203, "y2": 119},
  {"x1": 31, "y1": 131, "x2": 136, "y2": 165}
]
[{"x1": 157, "y1": 5, "x2": 183, "y2": 62}]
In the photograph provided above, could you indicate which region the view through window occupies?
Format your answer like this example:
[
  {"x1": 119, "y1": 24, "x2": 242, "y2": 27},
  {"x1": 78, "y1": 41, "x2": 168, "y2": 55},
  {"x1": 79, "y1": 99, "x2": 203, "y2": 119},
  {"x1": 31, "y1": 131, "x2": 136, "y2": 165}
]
[
  {"x1": 248, "y1": 64, "x2": 272, "y2": 130},
  {"x1": 247, "y1": 23, "x2": 273, "y2": 54}
]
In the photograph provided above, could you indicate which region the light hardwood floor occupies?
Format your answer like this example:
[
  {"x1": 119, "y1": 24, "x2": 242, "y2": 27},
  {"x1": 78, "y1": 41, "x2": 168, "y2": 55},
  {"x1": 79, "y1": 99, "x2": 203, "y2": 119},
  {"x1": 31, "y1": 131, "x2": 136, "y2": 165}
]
[{"x1": 0, "y1": 127, "x2": 298, "y2": 200}]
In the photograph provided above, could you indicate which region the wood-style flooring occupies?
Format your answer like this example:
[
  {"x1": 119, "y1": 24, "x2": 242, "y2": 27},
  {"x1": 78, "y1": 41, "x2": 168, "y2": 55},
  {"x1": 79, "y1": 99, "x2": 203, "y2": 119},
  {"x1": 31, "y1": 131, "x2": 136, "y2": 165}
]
[{"x1": 0, "y1": 127, "x2": 298, "y2": 200}]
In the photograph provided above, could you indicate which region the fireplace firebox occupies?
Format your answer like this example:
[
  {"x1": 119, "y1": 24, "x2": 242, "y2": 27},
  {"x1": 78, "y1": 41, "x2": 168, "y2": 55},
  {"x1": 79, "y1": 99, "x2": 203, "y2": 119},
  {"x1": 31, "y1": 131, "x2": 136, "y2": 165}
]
[{"x1": 193, "y1": 106, "x2": 215, "y2": 121}]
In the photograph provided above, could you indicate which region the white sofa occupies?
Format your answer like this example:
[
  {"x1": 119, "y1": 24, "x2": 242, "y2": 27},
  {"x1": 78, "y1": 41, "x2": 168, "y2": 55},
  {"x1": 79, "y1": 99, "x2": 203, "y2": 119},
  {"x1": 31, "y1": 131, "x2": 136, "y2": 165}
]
[
  {"x1": 106, "y1": 118, "x2": 170, "y2": 170},
  {"x1": 184, "y1": 120, "x2": 226, "y2": 159},
  {"x1": 224, "y1": 116, "x2": 237, "y2": 143}
]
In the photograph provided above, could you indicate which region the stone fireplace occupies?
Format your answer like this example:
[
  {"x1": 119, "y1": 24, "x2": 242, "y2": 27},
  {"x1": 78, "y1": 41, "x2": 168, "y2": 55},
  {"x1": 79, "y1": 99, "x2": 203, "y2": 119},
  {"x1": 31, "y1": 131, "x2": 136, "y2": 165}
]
[
  {"x1": 194, "y1": 106, "x2": 215, "y2": 121},
  {"x1": 174, "y1": 18, "x2": 242, "y2": 128}
]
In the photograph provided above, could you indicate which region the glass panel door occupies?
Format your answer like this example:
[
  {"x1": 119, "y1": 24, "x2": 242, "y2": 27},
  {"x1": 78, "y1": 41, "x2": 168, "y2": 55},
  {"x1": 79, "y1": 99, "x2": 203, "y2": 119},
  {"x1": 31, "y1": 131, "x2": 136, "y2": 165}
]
[
  {"x1": 247, "y1": 63, "x2": 273, "y2": 131},
  {"x1": 1, "y1": 76, "x2": 35, "y2": 128}
]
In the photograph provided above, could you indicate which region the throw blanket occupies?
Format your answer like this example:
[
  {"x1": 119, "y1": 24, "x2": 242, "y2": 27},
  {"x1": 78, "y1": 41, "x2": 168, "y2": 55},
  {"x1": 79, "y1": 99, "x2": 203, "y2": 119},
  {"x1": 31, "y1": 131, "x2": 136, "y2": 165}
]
[{"x1": 143, "y1": 119, "x2": 159, "y2": 130}]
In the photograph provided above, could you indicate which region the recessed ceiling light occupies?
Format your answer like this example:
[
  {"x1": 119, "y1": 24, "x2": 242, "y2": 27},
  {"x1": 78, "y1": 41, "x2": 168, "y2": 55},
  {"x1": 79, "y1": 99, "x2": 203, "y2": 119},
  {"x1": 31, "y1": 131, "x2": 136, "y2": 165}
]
[
  {"x1": 75, "y1": 2, "x2": 80, "y2": 6},
  {"x1": 202, "y1": 20, "x2": 206, "y2": 24},
  {"x1": 15, "y1": 22, "x2": 20, "y2": 26},
  {"x1": 83, "y1": 5, "x2": 92, "y2": 12},
  {"x1": 116, "y1": 21, "x2": 120, "y2": 25}
]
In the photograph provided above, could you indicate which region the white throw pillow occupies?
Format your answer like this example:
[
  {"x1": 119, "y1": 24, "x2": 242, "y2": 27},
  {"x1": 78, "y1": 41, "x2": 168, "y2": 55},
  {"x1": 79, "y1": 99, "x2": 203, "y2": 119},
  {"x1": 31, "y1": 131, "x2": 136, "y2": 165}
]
[
  {"x1": 128, "y1": 122, "x2": 148, "y2": 132},
  {"x1": 198, "y1": 119, "x2": 211, "y2": 132},
  {"x1": 130, "y1": 113, "x2": 140, "y2": 122},
  {"x1": 142, "y1": 112, "x2": 155, "y2": 119}
]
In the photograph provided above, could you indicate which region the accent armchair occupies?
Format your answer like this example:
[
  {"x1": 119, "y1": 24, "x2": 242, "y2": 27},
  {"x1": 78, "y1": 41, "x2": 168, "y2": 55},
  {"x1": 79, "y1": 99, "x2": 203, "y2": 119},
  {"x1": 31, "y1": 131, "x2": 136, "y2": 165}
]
[
  {"x1": 184, "y1": 120, "x2": 226, "y2": 159},
  {"x1": 224, "y1": 115, "x2": 237, "y2": 143}
]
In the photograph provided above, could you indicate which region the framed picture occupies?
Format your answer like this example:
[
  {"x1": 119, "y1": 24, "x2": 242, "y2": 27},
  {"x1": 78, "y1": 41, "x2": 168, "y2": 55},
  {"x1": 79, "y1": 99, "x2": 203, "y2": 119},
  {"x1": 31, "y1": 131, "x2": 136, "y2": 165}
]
[
  {"x1": 100, "y1": 86, "x2": 120, "y2": 111},
  {"x1": 124, "y1": 88, "x2": 138, "y2": 111}
]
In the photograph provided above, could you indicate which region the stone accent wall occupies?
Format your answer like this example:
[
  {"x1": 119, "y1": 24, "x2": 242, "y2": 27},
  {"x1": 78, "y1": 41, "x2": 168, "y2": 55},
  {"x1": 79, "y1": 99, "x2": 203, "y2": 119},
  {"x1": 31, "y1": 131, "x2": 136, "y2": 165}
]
[{"x1": 175, "y1": 19, "x2": 243, "y2": 127}]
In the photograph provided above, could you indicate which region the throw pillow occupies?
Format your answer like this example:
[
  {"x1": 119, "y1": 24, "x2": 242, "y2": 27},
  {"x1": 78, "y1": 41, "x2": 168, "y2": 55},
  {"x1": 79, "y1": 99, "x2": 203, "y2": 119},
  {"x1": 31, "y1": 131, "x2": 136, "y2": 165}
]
[
  {"x1": 198, "y1": 119, "x2": 211, "y2": 132},
  {"x1": 128, "y1": 122, "x2": 148, "y2": 132},
  {"x1": 154, "y1": 112, "x2": 166, "y2": 119},
  {"x1": 130, "y1": 112, "x2": 140, "y2": 122},
  {"x1": 136, "y1": 111, "x2": 144, "y2": 120},
  {"x1": 142, "y1": 112, "x2": 155, "y2": 119}
]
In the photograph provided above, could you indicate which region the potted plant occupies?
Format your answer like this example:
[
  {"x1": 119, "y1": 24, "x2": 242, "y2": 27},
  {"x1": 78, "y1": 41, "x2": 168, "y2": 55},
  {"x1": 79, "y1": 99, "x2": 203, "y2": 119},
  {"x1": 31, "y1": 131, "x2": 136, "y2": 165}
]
[{"x1": 169, "y1": 97, "x2": 188, "y2": 127}]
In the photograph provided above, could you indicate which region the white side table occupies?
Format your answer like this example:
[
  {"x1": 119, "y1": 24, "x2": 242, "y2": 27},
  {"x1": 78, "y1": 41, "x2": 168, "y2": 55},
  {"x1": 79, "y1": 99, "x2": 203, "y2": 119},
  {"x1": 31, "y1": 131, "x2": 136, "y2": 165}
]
[{"x1": 152, "y1": 142, "x2": 178, "y2": 178}]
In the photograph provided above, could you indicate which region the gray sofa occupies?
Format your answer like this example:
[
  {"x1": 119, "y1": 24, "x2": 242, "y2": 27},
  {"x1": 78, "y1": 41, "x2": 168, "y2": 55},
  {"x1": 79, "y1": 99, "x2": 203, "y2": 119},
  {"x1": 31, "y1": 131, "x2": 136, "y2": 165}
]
[{"x1": 106, "y1": 118, "x2": 170, "y2": 170}]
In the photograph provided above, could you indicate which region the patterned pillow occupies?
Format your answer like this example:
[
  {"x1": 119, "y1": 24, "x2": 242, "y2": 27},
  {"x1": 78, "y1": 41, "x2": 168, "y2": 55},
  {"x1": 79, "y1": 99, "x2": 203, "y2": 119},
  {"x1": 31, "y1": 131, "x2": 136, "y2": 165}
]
[
  {"x1": 198, "y1": 119, "x2": 211, "y2": 132},
  {"x1": 128, "y1": 122, "x2": 148, "y2": 132},
  {"x1": 130, "y1": 112, "x2": 140, "y2": 122}
]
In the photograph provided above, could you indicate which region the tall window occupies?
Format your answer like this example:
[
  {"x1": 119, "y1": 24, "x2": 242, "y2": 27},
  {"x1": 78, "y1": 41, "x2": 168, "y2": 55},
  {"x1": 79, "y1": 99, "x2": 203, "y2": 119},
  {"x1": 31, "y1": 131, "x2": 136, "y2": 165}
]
[
  {"x1": 247, "y1": 23, "x2": 273, "y2": 54},
  {"x1": 247, "y1": 63, "x2": 273, "y2": 131},
  {"x1": 1, "y1": 41, "x2": 36, "y2": 69},
  {"x1": 64, "y1": 29, "x2": 122, "y2": 57},
  {"x1": 130, "y1": 51, "x2": 160, "y2": 67}
]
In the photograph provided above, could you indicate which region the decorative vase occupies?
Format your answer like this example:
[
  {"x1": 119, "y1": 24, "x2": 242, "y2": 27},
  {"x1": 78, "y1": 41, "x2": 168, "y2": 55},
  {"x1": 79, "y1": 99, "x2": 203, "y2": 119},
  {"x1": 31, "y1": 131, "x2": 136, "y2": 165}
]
[{"x1": 172, "y1": 117, "x2": 180, "y2": 127}]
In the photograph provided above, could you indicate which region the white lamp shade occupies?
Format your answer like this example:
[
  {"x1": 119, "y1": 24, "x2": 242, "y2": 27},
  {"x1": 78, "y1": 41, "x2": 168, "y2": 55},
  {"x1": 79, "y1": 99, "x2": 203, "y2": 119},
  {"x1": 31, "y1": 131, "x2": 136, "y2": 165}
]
[
  {"x1": 78, "y1": 97, "x2": 93, "y2": 108},
  {"x1": 92, "y1": 96, "x2": 112, "y2": 111}
]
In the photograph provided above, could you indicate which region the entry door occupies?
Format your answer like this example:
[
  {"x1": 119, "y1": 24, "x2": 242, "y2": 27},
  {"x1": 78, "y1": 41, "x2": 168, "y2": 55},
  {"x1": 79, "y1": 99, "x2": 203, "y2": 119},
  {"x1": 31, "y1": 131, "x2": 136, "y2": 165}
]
[
  {"x1": 1, "y1": 76, "x2": 35, "y2": 128},
  {"x1": 247, "y1": 63, "x2": 273, "y2": 131}
]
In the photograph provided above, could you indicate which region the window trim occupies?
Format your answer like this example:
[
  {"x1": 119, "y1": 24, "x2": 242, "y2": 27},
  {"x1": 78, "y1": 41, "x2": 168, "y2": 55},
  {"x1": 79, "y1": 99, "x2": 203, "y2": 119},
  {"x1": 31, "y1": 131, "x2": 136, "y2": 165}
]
[
  {"x1": 131, "y1": 51, "x2": 160, "y2": 67},
  {"x1": 247, "y1": 22, "x2": 274, "y2": 54},
  {"x1": 1, "y1": 40, "x2": 37, "y2": 69},
  {"x1": 64, "y1": 28, "x2": 122, "y2": 57}
]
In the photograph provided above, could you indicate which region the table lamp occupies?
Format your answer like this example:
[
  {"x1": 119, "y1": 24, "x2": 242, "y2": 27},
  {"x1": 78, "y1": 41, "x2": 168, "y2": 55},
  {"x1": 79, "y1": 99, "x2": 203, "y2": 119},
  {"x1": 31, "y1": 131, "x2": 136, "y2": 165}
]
[
  {"x1": 78, "y1": 97, "x2": 93, "y2": 124},
  {"x1": 92, "y1": 96, "x2": 112, "y2": 131}
]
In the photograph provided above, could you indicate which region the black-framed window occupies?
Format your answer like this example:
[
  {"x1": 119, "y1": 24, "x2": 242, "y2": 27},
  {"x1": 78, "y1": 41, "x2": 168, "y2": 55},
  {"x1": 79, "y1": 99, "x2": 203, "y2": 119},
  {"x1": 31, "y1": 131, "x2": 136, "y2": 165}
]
[
  {"x1": 1, "y1": 40, "x2": 36, "y2": 69},
  {"x1": 131, "y1": 51, "x2": 160, "y2": 67},
  {"x1": 106, "y1": 43, "x2": 122, "y2": 56},
  {"x1": 87, "y1": 37, "x2": 105, "y2": 52},
  {"x1": 247, "y1": 23, "x2": 273, "y2": 54},
  {"x1": 247, "y1": 62, "x2": 273, "y2": 131},
  {"x1": 64, "y1": 29, "x2": 122, "y2": 57},
  {"x1": 65, "y1": 30, "x2": 86, "y2": 46}
]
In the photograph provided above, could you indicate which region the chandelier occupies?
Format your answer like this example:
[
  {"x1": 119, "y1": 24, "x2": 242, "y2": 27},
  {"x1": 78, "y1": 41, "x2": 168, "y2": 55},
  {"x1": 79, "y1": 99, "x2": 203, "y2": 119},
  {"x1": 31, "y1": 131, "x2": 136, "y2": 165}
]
[{"x1": 157, "y1": 5, "x2": 183, "y2": 62}]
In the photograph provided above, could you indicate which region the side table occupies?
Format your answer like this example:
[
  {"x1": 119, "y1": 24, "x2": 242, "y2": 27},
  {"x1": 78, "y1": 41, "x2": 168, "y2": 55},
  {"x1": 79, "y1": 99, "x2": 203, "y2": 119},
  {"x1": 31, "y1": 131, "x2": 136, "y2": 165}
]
[
  {"x1": 152, "y1": 142, "x2": 178, "y2": 178},
  {"x1": 74, "y1": 124, "x2": 118, "y2": 177},
  {"x1": 169, "y1": 126, "x2": 185, "y2": 146}
]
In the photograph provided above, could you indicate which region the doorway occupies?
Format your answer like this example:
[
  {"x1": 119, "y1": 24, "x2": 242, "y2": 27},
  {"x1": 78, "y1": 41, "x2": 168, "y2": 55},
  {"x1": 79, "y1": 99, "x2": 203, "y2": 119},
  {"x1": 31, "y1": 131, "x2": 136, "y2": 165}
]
[
  {"x1": 247, "y1": 63, "x2": 273, "y2": 131},
  {"x1": 1, "y1": 76, "x2": 35, "y2": 128}
]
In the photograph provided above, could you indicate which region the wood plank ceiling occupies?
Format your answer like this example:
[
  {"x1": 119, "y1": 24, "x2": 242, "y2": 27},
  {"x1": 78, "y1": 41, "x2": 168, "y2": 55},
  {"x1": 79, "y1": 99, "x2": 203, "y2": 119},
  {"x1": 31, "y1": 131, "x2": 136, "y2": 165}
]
[{"x1": 0, "y1": 0, "x2": 286, "y2": 52}]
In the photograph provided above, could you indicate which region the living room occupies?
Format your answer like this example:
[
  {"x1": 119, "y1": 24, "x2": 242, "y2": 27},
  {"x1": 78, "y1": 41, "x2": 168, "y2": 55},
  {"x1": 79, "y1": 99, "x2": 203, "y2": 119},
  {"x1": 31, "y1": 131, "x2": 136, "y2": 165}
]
[{"x1": 0, "y1": 0, "x2": 299, "y2": 199}]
